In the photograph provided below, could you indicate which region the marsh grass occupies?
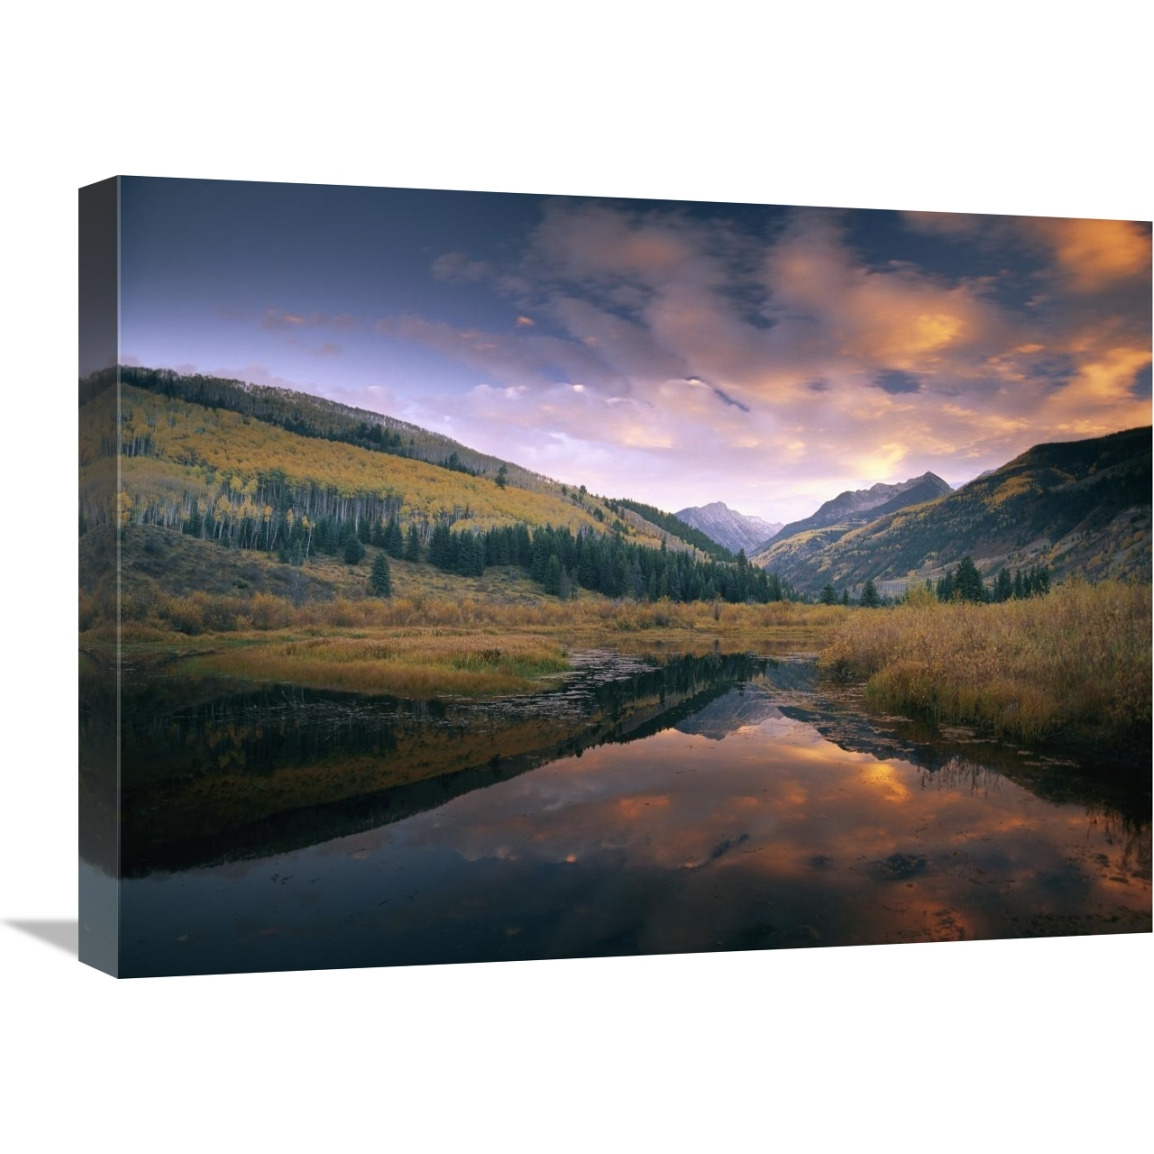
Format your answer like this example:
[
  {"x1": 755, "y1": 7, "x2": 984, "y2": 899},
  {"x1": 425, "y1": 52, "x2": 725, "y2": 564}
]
[
  {"x1": 82, "y1": 586, "x2": 847, "y2": 696},
  {"x1": 819, "y1": 580, "x2": 1151, "y2": 748},
  {"x1": 190, "y1": 632, "x2": 572, "y2": 697},
  {"x1": 117, "y1": 587, "x2": 845, "y2": 637},
  {"x1": 85, "y1": 585, "x2": 846, "y2": 643}
]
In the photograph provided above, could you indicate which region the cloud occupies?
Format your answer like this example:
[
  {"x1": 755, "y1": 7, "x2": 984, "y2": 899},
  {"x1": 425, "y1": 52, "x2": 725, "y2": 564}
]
[
  {"x1": 903, "y1": 209, "x2": 1151, "y2": 295},
  {"x1": 530, "y1": 201, "x2": 701, "y2": 286},
  {"x1": 364, "y1": 200, "x2": 1149, "y2": 519},
  {"x1": 284, "y1": 336, "x2": 343, "y2": 357},
  {"x1": 375, "y1": 312, "x2": 617, "y2": 392},
  {"x1": 259, "y1": 307, "x2": 358, "y2": 331},
  {"x1": 261, "y1": 308, "x2": 307, "y2": 330},
  {"x1": 901, "y1": 211, "x2": 987, "y2": 238},
  {"x1": 1038, "y1": 344, "x2": 1153, "y2": 434},
  {"x1": 760, "y1": 211, "x2": 1008, "y2": 375},
  {"x1": 1024, "y1": 217, "x2": 1151, "y2": 293},
  {"x1": 875, "y1": 370, "x2": 921, "y2": 395},
  {"x1": 431, "y1": 251, "x2": 491, "y2": 283},
  {"x1": 705, "y1": 382, "x2": 752, "y2": 412}
]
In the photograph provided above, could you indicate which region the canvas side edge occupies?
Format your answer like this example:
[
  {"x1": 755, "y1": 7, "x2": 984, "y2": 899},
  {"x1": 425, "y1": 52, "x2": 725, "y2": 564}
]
[{"x1": 78, "y1": 176, "x2": 121, "y2": 977}]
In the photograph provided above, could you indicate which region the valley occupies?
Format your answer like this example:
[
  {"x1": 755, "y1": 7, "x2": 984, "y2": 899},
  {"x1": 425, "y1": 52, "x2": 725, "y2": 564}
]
[{"x1": 80, "y1": 367, "x2": 1151, "y2": 764}]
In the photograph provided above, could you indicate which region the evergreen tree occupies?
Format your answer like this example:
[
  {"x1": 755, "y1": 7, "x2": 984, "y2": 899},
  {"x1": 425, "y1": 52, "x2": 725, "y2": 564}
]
[
  {"x1": 544, "y1": 553, "x2": 563, "y2": 596},
  {"x1": 994, "y1": 568, "x2": 1014, "y2": 603},
  {"x1": 428, "y1": 524, "x2": 453, "y2": 569},
  {"x1": 343, "y1": 535, "x2": 366, "y2": 565},
  {"x1": 820, "y1": 582, "x2": 838, "y2": 605},
  {"x1": 531, "y1": 533, "x2": 551, "y2": 583},
  {"x1": 495, "y1": 464, "x2": 508, "y2": 489},
  {"x1": 384, "y1": 517, "x2": 405, "y2": 558},
  {"x1": 860, "y1": 578, "x2": 881, "y2": 608},
  {"x1": 456, "y1": 532, "x2": 485, "y2": 577},
  {"x1": 369, "y1": 551, "x2": 392, "y2": 597},
  {"x1": 405, "y1": 525, "x2": 422, "y2": 562},
  {"x1": 315, "y1": 518, "x2": 337, "y2": 555},
  {"x1": 954, "y1": 556, "x2": 984, "y2": 602},
  {"x1": 840, "y1": 589, "x2": 851, "y2": 606},
  {"x1": 629, "y1": 558, "x2": 646, "y2": 600},
  {"x1": 1031, "y1": 566, "x2": 1051, "y2": 596}
]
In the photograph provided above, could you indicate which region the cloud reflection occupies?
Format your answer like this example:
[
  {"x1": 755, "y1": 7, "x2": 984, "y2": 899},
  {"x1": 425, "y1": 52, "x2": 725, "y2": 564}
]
[{"x1": 348, "y1": 704, "x2": 1151, "y2": 954}]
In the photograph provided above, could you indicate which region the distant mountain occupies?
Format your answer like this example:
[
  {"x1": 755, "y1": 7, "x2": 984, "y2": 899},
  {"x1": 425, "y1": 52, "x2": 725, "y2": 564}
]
[
  {"x1": 675, "y1": 692, "x2": 782, "y2": 740},
  {"x1": 770, "y1": 472, "x2": 953, "y2": 547},
  {"x1": 753, "y1": 427, "x2": 1152, "y2": 594},
  {"x1": 675, "y1": 502, "x2": 782, "y2": 556}
]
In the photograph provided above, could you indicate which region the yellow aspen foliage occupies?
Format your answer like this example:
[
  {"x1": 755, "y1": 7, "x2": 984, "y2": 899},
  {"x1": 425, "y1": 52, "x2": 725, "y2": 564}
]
[{"x1": 113, "y1": 385, "x2": 613, "y2": 535}]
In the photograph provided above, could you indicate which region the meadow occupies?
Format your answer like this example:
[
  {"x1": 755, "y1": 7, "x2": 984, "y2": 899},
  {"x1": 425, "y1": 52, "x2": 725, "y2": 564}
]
[
  {"x1": 82, "y1": 581, "x2": 845, "y2": 696},
  {"x1": 820, "y1": 580, "x2": 1151, "y2": 751},
  {"x1": 80, "y1": 532, "x2": 1151, "y2": 760}
]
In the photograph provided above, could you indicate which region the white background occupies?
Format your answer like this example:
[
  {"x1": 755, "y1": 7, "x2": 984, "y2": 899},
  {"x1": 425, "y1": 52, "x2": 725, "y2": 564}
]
[{"x1": 1, "y1": 4, "x2": 1149, "y2": 1151}]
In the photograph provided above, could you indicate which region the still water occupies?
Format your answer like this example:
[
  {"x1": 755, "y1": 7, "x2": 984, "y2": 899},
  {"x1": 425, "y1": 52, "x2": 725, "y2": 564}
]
[{"x1": 100, "y1": 653, "x2": 1150, "y2": 976}]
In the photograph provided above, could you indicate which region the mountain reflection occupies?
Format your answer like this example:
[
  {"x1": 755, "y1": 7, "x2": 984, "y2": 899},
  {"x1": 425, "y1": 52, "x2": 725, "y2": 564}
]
[
  {"x1": 121, "y1": 678, "x2": 1149, "y2": 978},
  {"x1": 85, "y1": 651, "x2": 777, "y2": 876},
  {"x1": 107, "y1": 655, "x2": 1151, "y2": 976}
]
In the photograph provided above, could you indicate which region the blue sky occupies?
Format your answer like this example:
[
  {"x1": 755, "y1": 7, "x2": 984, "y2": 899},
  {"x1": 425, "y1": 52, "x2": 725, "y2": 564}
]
[{"x1": 118, "y1": 177, "x2": 1151, "y2": 522}]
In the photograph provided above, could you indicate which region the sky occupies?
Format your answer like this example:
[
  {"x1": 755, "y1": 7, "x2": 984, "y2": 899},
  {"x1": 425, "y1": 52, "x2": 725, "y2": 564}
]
[{"x1": 117, "y1": 177, "x2": 1152, "y2": 524}]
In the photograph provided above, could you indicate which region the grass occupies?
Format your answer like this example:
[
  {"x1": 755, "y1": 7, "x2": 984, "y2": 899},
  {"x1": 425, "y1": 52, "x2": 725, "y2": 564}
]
[
  {"x1": 82, "y1": 553, "x2": 1153, "y2": 755},
  {"x1": 818, "y1": 580, "x2": 1152, "y2": 750},
  {"x1": 188, "y1": 632, "x2": 571, "y2": 696},
  {"x1": 81, "y1": 577, "x2": 849, "y2": 696},
  {"x1": 90, "y1": 587, "x2": 848, "y2": 645}
]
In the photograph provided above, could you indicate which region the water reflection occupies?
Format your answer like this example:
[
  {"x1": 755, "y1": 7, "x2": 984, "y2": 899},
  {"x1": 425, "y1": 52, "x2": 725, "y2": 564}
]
[
  {"x1": 86, "y1": 651, "x2": 776, "y2": 876},
  {"x1": 108, "y1": 660, "x2": 1151, "y2": 976}
]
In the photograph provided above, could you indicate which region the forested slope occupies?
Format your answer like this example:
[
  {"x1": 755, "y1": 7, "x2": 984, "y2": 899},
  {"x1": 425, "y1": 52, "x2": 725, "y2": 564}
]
[
  {"x1": 753, "y1": 426, "x2": 1152, "y2": 594},
  {"x1": 79, "y1": 368, "x2": 796, "y2": 611}
]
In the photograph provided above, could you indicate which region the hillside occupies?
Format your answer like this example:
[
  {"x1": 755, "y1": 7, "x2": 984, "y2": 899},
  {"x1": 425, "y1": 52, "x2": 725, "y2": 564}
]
[
  {"x1": 83, "y1": 383, "x2": 618, "y2": 539},
  {"x1": 769, "y1": 472, "x2": 953, "y2": 547},
  {"x1": 674, "y1": 502, "x2": 782, "y2": 556},
  {"x1": 79, "y1": 368, "x2": 793, "y2": 613},
  {"x1": 79, "y1": 368, "x2": 725, "y2": 554},
  {"x1": 114, "y1": 365, "x2": 555, "y2": 492},
  {"x1": 753, "y1": 426, "x2": 1152, "y2": 595}
]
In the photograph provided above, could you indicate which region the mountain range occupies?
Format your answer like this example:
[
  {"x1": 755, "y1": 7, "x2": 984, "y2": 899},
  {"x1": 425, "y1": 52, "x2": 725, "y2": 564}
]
[
  {"x1": 674, "y1": 502, "x2": 782, "y2": 556},
  {"x1": 82, "y1": 367, "x2": 1152, "y2": 604},
  {"x1": 751, "y1": 426, "x2": 1151, "y2": 594},
  {"x1": 769, "y1": 473, "x2": 954, "y2": 547}
]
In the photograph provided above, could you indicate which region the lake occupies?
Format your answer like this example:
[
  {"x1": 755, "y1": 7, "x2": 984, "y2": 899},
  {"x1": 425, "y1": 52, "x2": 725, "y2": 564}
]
[{"x1": 83, "y1": 650, "x2": 1151, "y2": 977}]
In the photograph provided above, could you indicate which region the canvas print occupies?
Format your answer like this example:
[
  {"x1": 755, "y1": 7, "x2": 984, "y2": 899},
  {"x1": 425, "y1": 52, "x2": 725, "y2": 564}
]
[{"x1": 79, "y1": 178, "x2": 1151, "y2": 978}]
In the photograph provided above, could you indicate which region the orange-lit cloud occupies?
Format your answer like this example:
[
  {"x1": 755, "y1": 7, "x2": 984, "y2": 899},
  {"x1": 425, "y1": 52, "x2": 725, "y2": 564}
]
[
  {"x1": 1027, "y1": 217, "x2": 1151, "y2": 292},
  {"x1": 1041, "y1": 345, "x2": 1153, "y2": 434},
  {"x1": 363, "y1": 202, "x2": 1149, "y2": 519},
  {"x1": 760, "y1": 212, "x2": 1006, "y2": 371}
]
